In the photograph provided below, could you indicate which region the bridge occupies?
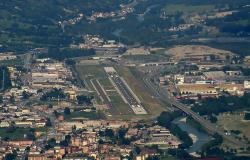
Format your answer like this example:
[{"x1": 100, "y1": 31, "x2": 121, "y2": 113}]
[{"x1": 143, "y1": 75, "x2": 248, "y2": 148}]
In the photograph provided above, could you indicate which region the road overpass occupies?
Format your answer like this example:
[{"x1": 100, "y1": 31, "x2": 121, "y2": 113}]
[{"x1": 143, "y1": 75, "x2": 248, "y2": 148}]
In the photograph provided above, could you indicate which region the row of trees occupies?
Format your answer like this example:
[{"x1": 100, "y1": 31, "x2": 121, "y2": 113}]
[
  {"x1": 98, "y1": 128, "x2": 133, "y2": 145},
  {"x1": 244, "y1": 113, "x2": 250, "y2": 120},
  {"x1": 201, "y1": 133, "x2": 224, "y2": 157},
  {"x1": 0, "y1": 67, "x2": 12, "y2": 90},
  {"x1": 41, "y1": 89, "x2": 93, "y2": 106},
  {"x1": 38, "y1": 47, "x2": 95, "y2": 60},
  {"x1": 77, "y1": 95, "x2": 93, "y2": 106},
  {"x1": 45, "y1": 135, "x2": 71, "y2": 150},
  {"x1": 192, "y1": 93, "x2": 250, "y2": 116},
  {"x1": 40, "y1": 88, "x2": 66, "y2": 101}
]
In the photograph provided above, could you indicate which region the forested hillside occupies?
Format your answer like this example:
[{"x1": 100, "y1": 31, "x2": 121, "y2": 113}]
[
  {"x1": 0, "y1": 0, "x2": 130, "y2": 52},
  {"x1": 0, "y1": 0, "x2": 250, "y2": 56}
]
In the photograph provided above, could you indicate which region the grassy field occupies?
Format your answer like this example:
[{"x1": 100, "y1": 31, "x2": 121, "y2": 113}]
[
  {"x1": 98, "y1": 77, "x2": 133, "y2": 116},
  {"x1": 98, "y1": 78, "x2": 112, "y2": 87},
  {"x1": 163, "y1": 4, "x2": 215, "y2": 15},
  {"x1": 75, "y1": 64, "x2": 109, "y2": 90},
  {"x1": 75, "y1": 64, "x2": 167, "y2": 119},
  {"x1": 115, "y1": 66, "x2": 167, "y2": 118},
  {"x1": 217, "y1": 112, "x2": 250, "y2": 139},
  {"x1": 109, "y1": 95, "x2": 133, "y2": 115},
  {"x1": 75, "y1": 64, "x2": 107, "y2": 103},
  {"x1": 0, "y1": 127, "x2": 46, "y2": 140},
  {"x1": 75, "y1": 64, "x2": 133, "y2": 117},
  {"x1": 76, "y1": 64, "x2": 107, "y2": 77}
]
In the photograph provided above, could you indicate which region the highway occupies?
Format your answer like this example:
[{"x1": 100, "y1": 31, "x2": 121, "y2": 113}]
[{"x1": 142, "y1": 74, "x2": 248, "y2": 148}]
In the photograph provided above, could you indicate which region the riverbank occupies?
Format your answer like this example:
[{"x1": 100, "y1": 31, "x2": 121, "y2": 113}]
[{"x1": 173, "y1": 117, "x2": 211, "y2": 156}]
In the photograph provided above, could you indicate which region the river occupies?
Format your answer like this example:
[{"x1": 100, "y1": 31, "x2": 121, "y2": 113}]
[{"x1": 173, "y1": 117, "x2": 211, "y2": 156}]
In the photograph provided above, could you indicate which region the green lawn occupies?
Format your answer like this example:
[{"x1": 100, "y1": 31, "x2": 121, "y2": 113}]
[
  {"x1": 76, "y1": 65, "x2": 107, "y2": 78},
  {"x1": 109, "y1": 95, "x2": 133, "y2": 115},
  {"x1": 75, "y1": 64, "x2": 108, "y2": 103},
  {"x1": 75, "y1": 64, "x2": 108, "y2": 90},
  {"x1": 98, "y1": 78, "x2": 113, "y2": 87}
]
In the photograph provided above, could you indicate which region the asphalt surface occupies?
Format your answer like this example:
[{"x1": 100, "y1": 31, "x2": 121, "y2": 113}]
[
  {"x1": 111, "y1": 74, "x2": 138, "y2": 105},
  {"x1": 143, "y1": 74, "x2": 248, "y2": 148},
  {"x1": 109, "y1": 73, "x2": 147, "y2": 114}
]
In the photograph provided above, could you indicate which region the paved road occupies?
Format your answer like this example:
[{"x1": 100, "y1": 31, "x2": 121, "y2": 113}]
[{"x1": 143, "y1": 74, "x2": 248, "y2": 148}]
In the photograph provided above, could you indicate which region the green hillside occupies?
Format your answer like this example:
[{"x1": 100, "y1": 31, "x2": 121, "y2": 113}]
[
  {"x1": 0, "y1": 0, "x2": 250, "y2": 56},
  {"x1": 0, "y1": 0, "x2": 129, "y2": 52}
]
